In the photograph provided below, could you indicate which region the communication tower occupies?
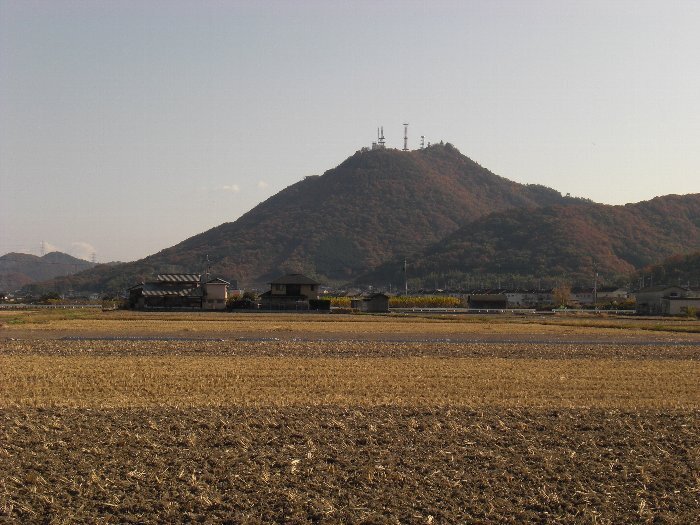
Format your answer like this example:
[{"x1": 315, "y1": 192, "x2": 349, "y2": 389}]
[
  {"x1": 402, "y1": 123, "x2": 409, "y2": 151},
  {"x1": 371, "y1": 126, "x2": 387, "y2": 150},
  {"x1": 420, "y1": 135, "x2": 425, "y2": 149}
]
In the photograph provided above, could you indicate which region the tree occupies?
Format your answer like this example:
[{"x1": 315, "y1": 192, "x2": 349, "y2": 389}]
[{"x1": 552, "y1": 283, "x2": 571, "y2": 308}]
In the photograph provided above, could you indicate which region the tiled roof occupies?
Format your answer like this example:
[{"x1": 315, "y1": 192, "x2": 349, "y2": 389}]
[
  {"x1": 142, "y1": 288, "x2": 201, "y2": 297},
  {"x1": 156, "y1": 274, "x2": 201, "y2": 283},
  {"x1": 141, "y1": 282, "x2": 202, "y2": 297},
  {"x1": 637, "y1": 285, "x2": 687, "y2": 293}
]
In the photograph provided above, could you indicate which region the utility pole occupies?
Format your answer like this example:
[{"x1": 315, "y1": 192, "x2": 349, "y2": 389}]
[
  {"x1": 404, "y1": 258, "x2": 408, "y2": 295},
  {"x1": 204, "y1": 255, "x2": 211, "y2": 282},
  {"x1": 593, "y1": 262, "x2": 598, "y2": 310}
]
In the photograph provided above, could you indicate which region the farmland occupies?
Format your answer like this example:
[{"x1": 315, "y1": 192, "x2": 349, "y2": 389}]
[{"x1": 1, "y1": 311, "x2": 699, "y2": 523}]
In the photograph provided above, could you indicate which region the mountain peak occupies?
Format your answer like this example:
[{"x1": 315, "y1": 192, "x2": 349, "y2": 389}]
[{"x1": 36, "y1": 145, "x2": 569, "y2": 291}]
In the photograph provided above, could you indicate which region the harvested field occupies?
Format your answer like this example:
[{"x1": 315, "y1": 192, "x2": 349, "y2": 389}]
[
  {"x1": 1, "y1": 354, "x2": 698, "y2": 409},
  {"x1": 3, "y1": 310, "x2": 700, "y2": 341},
  {"x1": 1, "y1": 407, "x2": 698, "y2": 523},
  {"x1": 2, "y1": 338, "x2": 700, "y2": 360},
  {"x1": 1, "y1": 311, "x2": 699, "y2": 523}
]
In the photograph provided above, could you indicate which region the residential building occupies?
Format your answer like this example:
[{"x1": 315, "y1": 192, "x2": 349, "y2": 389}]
[
  {"x1": 128, "y1": 274, "x2": 229, "y2": 310},
  {"x1": 634, "y1": 285, "x2": 697, "y2": 315},
  {"x1": 351, "y1": 293, "x2": 390, "y2": 313},
  {"x1": 259, "y1": 273, "x2": 321, "y2": 310}
]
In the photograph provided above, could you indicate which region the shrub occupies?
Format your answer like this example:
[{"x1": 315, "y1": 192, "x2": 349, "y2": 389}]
[{"x1": 389, "y1": 295, "x2": 462, "y2": 308}]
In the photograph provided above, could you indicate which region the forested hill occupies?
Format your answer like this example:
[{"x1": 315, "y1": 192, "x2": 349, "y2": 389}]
[
  {"x1": 40, "y1": 144, "x2": 570, "y2": 291},
  {"x1": 0, "y1": 252, "x2": 95, "y2": 292},
  {"x1": 358, "y1": 194, "x2": 700, "y2": 288},
  {"x1": 635, "y1": 251, "x2": 700, "y2": 288}
]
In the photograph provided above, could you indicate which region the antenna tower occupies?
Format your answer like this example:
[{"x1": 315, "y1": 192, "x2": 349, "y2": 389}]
[
  {"x1": 402, "y1": 123, "x2": 409, "y2": 151},
  {"x1": 91, "y1": 252, "x2": 97, "y2": 264},
  {"x1": 378, "y1": 126, "x2": 386, "y2": 148},
  {"x1": 420, "y1": 135, "x2": 425, "y2": 149}
]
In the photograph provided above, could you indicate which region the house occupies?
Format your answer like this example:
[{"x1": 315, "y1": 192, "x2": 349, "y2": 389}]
[
  {"x1": 202, "y1": 278, "x2": 230, "y2": 310},
  {"x1": 661, "y1": 296, "x2": 700, "y2": 316},
  {"x1": 467, "y1": 293, "x2": 508, "y2": 309},
  {"x1": 351, "y1": 293, "x2": 390, "y2": 313},
  {"x1": 571, "y1": 287, "x2": 594, "y2": 306},
  {"x1": 259, "y1": 273, "x2": 321, "y2": 310},
  {"x1": 596, "y1": 286, "x2": 629, "y2": 303},
  {"x1": 504, "y1": 290, "x2": 529, "y2": 308},
  {"x1": 128, "y1": 274, "x2": 229, "y2": 310},
  {"x1": 512, "y1": 289, "x2": 554, "y2": 308},
  {"x1": 634, "y1": 285, "x2": 697, "y2": 315}
]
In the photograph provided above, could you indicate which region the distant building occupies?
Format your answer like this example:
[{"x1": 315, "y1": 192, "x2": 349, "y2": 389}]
[
  {"x1": 504, "y1": 290, "x2": 528, "y2": 307},
  {"x1": 467, "y1": 293, "x2": 508, "y2": 309},
  {"x1": 571, "y1": 287, "x2": 594, "y2": 306},
  {"x1": 259, "y1": 273, "x2": 321, "y2": 310},
  {"x1": 202, "y1": 278, "x2": 230, "y2": 310},
  {"x1": 661, "y1": 296, "x2": 700, "y2": 316},
  {"x1": 128, "y1": 274, "x2": 230, "y2": 310},
  {"x1": 596, "y1": 286, "x2": 629, "y2": 303},
  {"x1": 634, "y1": 285, "x2": 698, "y2": 315},
  {"x1": 351, "y1": 293, "x2": 390, "y2": 313}
]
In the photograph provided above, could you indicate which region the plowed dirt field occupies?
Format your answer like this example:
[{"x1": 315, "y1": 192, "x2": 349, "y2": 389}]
[{"x1": 1, "y1": 311, "x2": 698, "y2": 523}]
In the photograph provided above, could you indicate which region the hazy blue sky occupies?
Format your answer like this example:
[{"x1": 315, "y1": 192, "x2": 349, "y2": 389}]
[{"x1": 1, "y1": 0, "x2": 699, "y2": 262}]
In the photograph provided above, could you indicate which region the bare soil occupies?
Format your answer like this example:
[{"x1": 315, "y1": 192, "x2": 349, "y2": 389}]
[
  {"x1": 1, "y1": 311, "x2": 698, "y2": 523},
  {"x1": 1, "y1": 407, "x2": 697, "y2": 524}
]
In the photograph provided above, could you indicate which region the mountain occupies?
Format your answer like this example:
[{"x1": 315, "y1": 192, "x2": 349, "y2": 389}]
[
  {"x1": 358, "y1": 194, "x2": 700, "y2": 289},
  {"x1": 635, "y1": 251, "x2": 700, "y2": 288},
  {"x1": 38, "y1": 144, "x2": 570, "y2": 292},
  {"x1": 0, "y1": 252, "x2": 95, "y2": 292}
]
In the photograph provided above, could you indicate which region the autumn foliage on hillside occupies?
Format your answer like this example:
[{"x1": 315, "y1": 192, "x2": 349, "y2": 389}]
[
  {"x1": 360, "y1": 194, "x2": 700, "y2": 288},
  {"x1": 41, "y1": 144, "x2": 569, "y2": 292},
  {"x1": 636, "y1": 251, "x2": 700, "y2": 287},
  {"x1": 34, "y1": 145, "x2": 700, "y2": 294}
]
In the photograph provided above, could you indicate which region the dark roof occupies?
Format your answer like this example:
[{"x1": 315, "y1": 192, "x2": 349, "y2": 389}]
[
  {"x1": 140, "y1": 281, "x2": 202, "y2": 297},
  {"x1": 156, "y1": 274, "x2": 201, "y2": 283},
  {"x1": 259, "y1": 290, "x2": 309, "y2": 300},
  {"x1": 469, "y1": 294, "x2": 507, "y2": 301},
  {"x1": 598, "y1": 286, "x2": 626, "y2": 292},
  {"x1": 141, "y1": 282, "x2": 202, "y2": 297},
  {"x1": 205, "y1": 278, "x2": 230, "y2": 285},
  {"x1": 637, "y1": 285, "x2": 688, "y2": 293},
  {"x1": 269, "y1": 273, "x2": 320, "y2": 286},
  {"x1": 362, "y1": 293, "x2": 389, "y2": 300}
]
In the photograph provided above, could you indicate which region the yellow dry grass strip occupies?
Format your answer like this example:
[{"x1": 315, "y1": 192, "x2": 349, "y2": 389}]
[
  {"x1": 4, "y1": 313, "x2": 697, "y2": 338},
  {"x1": 0, "y1": 356, "x2": 697, "y2": 409}
]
